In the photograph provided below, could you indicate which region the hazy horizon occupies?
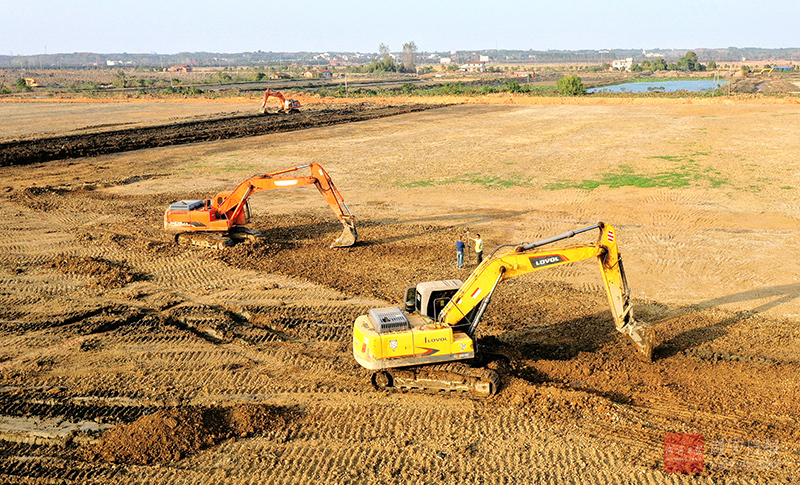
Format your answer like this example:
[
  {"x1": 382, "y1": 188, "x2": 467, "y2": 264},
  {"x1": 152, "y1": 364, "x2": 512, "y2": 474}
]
[{"x1": 2, "y1": 0, "x2": 798, "y2": 56}]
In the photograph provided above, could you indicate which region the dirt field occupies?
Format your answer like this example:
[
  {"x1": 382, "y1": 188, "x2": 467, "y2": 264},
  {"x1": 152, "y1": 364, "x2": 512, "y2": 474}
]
[{"x1": 1, "y1": 97, "x2": 799, "y2": 483}]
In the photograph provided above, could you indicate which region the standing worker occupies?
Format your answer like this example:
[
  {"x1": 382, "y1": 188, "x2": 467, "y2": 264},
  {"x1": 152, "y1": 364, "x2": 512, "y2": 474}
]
[
  {"x1": 456, "y1": 236, "x2": 466, "y2": 268},
  {"x1": 470, "y1": 233, "x2": 484, "y2": 265}
]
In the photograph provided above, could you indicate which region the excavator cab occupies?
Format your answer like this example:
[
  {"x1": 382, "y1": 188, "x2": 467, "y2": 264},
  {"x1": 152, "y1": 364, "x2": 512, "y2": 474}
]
[{"x1": 404, "y1": 282, "x2": 464, "y2": 318}]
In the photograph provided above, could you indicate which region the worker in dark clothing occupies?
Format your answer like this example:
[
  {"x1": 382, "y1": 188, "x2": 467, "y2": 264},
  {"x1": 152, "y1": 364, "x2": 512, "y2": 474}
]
[{"x1": 456, "y1": 236, "x2": 466, "y2": 268}]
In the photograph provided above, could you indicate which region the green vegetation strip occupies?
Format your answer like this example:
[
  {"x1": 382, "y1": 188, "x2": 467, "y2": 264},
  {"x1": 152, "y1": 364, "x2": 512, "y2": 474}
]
[
  {"x1": 396, "y1": 172, "x2": 533, "y2": 189},
  {"x1": 397, "y1": 155, "x2": 731, "y2": 191},
  {"x1": 546, "y1": 157, "x2": 728, "y2": 190}
]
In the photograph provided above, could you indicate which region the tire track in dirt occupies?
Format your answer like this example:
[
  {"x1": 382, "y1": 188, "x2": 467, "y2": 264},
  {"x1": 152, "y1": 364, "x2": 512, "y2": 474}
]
[{"x1": 139, "y1": 397, "x2": 680, "y2": 485}]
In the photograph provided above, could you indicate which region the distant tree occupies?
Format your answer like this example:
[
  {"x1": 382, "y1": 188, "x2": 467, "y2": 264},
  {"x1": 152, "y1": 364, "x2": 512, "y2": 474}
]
[
  {"x1": 113, "y1": 70, "x2": 127, "y2": 88},
  {"x1": 16, "y1": 77, "x2": 31, "y2": 91},
  {"x1": 706, "y1": 61, "x2": 717, "y2": 70},
  {"x1": 631, "y1": 63, "x2": 643, "y2": 72},
  {"x1": 255, "y1": 72, "x2": 266, "y2": 81},
  {"x1": 379, "y1": 43, "x2": 390, "y2": 59},
  {"x1": 402, "y1": 42, "x2": 418, "y2": 73},
  {"x1": 651, "y1": 58, "x2": 667, "y2": 71},
  {"x1": 640, "y1": 59, "x2": 652, "y2": 70},
  {"x1": 362, "y1": 56, "x2": 398, "y2": 73},
  {"x1": 677, "y1": 51, "x2": 703, "y2": 71},
  {"x1": 556, "y1": 75, "x2": 585, "y2": 96}
]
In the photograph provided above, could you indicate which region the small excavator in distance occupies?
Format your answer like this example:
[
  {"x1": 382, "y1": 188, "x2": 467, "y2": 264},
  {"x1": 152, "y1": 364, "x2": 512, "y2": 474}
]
[
  {"x1": 353, "y1": 222, "x2": 655, "y2": 398},
  {"x1": 164, "y1": 163, "x2": 357, "y2": 249},
  {"x1": 260, "y1": 88, "x2": 301, "y2": 114}
]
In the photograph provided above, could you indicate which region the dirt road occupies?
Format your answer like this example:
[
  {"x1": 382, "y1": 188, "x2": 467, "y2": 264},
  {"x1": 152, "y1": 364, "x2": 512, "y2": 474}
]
[{"x1": 0, "y1": 98, "x2": 798, "y2": 483}]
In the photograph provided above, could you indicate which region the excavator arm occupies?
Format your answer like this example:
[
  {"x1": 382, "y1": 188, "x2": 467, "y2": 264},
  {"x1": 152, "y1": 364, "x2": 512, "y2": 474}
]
[
  {"x1": 261, "y1": 89, "x2": 284, "y2": 110},
  {"x1": 213, "y1": 163, "x2": 357, "y2": 248},
  {"x1": 437, "y1": 222, "x2": 654, "y2": 359}
]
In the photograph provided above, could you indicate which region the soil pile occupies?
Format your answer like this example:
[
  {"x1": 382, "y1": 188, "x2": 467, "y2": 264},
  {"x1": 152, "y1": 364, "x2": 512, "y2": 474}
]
[
  {"x1": 48, "y1": 255, "x2": 143, "y2": 288},
  {"x1": 85, "y1": 404, "x2": 293, "y2": 465},
  {"x1": 728, "y1": 77, "x2": 799, "y2": 94}
]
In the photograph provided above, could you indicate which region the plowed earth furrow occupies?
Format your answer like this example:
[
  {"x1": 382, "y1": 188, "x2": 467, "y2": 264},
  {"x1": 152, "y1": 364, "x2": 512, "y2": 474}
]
[{"x1": 0, "y1": 103, "x2": 441, "y2": 166}]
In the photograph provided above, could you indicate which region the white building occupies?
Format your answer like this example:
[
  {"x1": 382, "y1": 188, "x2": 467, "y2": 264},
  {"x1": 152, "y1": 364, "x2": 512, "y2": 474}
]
[
  {"x1": 612, "y1": 57, "x2": 634, "y2": 72},
  {"x1": 460, "y1": 61, "x2": 486, "y2": 72}
]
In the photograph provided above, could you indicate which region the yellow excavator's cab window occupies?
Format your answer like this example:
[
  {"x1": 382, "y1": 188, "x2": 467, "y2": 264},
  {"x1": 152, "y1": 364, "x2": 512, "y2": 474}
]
[{"x1": 404, "y1": 286, "x2": 416, "y2": 313}]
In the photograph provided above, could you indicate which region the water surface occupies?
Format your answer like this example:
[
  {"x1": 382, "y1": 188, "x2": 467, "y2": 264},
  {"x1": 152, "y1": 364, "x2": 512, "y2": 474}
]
[{"x1": 587, "y1": 80, "x2": 726, "y2": 94}]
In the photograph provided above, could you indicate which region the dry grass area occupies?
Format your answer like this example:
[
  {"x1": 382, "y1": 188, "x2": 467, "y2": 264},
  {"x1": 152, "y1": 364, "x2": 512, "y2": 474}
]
[{"x1": 0, "y1": 96, "x2": 799, "y2": 484}]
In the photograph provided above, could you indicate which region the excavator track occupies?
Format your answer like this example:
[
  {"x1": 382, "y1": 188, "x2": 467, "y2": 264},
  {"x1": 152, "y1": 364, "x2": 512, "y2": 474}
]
[
  {"x1": 228, "y1": 226, "x2": 265, "y2": 244},
  {"x1": 175, "y1": 232, "x2": 234, "y2": 250},
  {"x1": 371, "y1": 362, "x2": 500, "y2": 398}
]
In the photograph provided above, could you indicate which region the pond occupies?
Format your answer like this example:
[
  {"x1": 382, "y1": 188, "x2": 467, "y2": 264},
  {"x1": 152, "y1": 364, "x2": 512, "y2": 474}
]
[{"x1": 587, "y1": 80, "x2": 727, "y2": 94}]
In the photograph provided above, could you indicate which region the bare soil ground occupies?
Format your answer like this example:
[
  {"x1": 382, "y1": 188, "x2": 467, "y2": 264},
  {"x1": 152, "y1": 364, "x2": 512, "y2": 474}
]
[{"x1": 0, "y1": 97, "x2": 799, "y2": 484}]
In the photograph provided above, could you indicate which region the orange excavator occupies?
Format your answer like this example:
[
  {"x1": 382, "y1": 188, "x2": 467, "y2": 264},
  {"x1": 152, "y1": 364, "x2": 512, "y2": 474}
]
[
  {"x1": 164, "y1": 163, "x2": 357, "y2": 249},
  {"x1": 260, "y1": 88, "x2": 301, "y2": 114}
]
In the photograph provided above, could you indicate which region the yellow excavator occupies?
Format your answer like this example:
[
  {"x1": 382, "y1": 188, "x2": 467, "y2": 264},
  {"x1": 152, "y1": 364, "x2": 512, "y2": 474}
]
[{"x1": 352, "y1": 222, "x2": 655, "y2": 398}]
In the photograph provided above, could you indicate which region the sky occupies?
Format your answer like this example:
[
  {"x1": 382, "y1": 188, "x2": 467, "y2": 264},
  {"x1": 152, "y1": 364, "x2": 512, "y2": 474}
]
[{"x1": 1, "y1": 0, "x2": 798, "y2": 56}]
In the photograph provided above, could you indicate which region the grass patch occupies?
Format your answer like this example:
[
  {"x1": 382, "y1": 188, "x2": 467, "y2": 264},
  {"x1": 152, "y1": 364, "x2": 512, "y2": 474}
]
[
  {"x1": 545, "y1": 156, "x2": 729, "y2": 190},
  {"x1": 545, "y1": 170, "x2": 693, "y2": 190},
  {"x1": 396, "y1": 172, "x2": 533, "y2": 189}
]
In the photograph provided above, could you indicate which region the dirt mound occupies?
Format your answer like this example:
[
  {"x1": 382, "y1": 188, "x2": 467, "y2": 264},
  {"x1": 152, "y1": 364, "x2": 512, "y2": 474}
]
[
  {"x1": 85, "y1": 404, "x2": 293, "y2": 465},
  {"x1": 47, "y1": 255, "x2": 145, "y2": 288},
  {"x1": 759, "y1": 80, "x2": 800, "y2": 94},
  {"x1": 728, "y1": 78, "x2": 800, "y2": 94}
]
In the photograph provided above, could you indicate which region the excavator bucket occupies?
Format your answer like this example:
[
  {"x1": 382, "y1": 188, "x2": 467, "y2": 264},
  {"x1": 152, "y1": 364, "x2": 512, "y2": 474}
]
[
  {"x1": 331, "y1": 221, "x2": 358, "y2": 248},
  {"x1": 623, "y1": 319, "x2": 655, "y2": 360}
]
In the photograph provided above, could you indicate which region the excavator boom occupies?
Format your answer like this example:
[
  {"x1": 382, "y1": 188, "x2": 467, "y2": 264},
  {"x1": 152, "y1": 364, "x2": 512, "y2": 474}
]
[{"x1": 438, "y1": 223, "x2": 653, "y2": 359}]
